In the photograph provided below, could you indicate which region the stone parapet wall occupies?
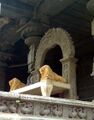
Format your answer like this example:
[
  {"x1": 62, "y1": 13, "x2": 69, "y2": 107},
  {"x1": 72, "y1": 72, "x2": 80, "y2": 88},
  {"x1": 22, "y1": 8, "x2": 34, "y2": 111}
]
[{"x1": 0, "y1": 91, "x2": 94, "y2": 120}]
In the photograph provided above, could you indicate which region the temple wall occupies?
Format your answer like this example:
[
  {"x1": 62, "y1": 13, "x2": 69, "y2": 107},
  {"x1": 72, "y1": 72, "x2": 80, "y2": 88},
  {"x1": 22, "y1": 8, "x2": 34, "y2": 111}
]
[{"x1": 0, "y1": 91, "x2": 94, "y2": 120}]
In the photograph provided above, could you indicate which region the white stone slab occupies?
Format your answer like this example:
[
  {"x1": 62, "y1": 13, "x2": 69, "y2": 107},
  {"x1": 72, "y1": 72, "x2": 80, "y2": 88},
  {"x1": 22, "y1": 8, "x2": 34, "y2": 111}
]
[{"x1": 10, "y1": 81, "x2": 70, "y2": 96}]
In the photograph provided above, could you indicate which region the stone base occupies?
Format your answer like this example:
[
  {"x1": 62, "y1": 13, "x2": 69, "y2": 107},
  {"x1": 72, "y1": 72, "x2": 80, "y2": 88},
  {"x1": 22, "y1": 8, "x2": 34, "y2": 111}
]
[
  {"x1": 0, "y1": 92, "x2": 93, "y2": 120},
  {"x1": 10, "y1": 80, "x2": 70, "y2": 97},
  {"x1": 0, "y1": 113, "x2": 84, "y2": 120}
]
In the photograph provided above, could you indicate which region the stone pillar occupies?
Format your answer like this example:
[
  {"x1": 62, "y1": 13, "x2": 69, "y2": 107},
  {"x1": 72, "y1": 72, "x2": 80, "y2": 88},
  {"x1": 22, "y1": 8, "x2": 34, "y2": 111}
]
[
  {"x1": 21, "y1": 20, "x2": 49, "y2": 84},
  {"x1": 22, "y1": 20, "x2": 49, "y2": 73},
  {"x1": 25, "y1": 36, "x2": 41, "y2": 73},
  {"x1": 60, "y1": 57, "x2": 77, "y2": 99}
]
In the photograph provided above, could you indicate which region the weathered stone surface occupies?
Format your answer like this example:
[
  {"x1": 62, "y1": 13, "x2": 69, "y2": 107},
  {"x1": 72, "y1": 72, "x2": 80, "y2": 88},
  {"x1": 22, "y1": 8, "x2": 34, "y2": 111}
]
[
  {"x1": 39, "y1": 65, "x2": 66, "y2": 82},
  {"x1": 35, "y1": 28, "x2": 77, "y2": 99},
  {"x1": 35, "y1": 28, "x2": 75, "y2": 69},
  {"x1": 9, "y1": 78, "x2": 25, "y2": 91},
  {"x1": 0, "y1": 91, "x2": 94, "y2": 119}
]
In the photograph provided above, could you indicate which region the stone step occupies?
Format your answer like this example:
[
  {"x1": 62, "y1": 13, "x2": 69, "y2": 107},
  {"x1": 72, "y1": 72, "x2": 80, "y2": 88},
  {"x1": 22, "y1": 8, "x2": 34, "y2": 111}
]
[{"x1": 0, "y1": 113, "x2": 85, "y2": 120}]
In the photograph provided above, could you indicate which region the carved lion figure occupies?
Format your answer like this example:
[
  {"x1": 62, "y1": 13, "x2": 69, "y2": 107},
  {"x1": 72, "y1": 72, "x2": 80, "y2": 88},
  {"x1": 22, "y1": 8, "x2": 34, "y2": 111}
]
[
  {"x1": 9, "y1": 78, "x2": 25, "y2": 91},
  {"x1": 9, "y1": 65, "x2": 67, "y2": 91},
  {"x1": 39, "y1": 65, "x2": 67, "y2": 83}
]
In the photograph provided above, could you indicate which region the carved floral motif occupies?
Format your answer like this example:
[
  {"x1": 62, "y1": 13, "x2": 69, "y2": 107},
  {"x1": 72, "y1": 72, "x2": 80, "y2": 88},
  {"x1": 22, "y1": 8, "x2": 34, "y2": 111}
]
[
  {"x1": 19, "y1": 101, "x2": 34, "y2": 115},
  {"x1": 35, "y1": 28, "x2": 75, "y2": 69},
  {"x1": 0, "y1": 100, "x2": 18, "y2": 113},
  {"x1": 39, "y1": 103, "x2": 51, "y2": 116},
  {"x1": 68, "y1": 106, "x2": 87, "y2": 119},
  {"x1": 0, "y1": 100, "x2": 8, "y2": 113},
  {"x1": 8, "y1": 101, "x2": 17, "y2": 113},
  {"x1": 51, "y1": 104, "x2": 63, "y2": 117},
  {"x1": 0, "y1": 92, "x2": 93, "y2": 120},
  {"x1": 39, "y1": 103, "x2": 63, "y2": 117}
]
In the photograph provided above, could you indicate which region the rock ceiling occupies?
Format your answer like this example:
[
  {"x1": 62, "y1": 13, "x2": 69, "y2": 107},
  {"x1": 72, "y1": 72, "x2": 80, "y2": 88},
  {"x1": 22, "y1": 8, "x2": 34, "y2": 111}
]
[
  {"x1": 0, "y1": 0, "x2": 93, "y2": 62},
  {"x1": 0, "y1": 0, "x2": 76, "y2": 53}
]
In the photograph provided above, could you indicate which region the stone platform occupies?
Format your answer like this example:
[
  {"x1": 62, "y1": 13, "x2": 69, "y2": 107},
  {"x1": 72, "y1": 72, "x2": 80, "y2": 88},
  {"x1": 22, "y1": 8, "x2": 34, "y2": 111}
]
[{"x1": 0, "y1": 91, "x2": 94, "y2": 120}]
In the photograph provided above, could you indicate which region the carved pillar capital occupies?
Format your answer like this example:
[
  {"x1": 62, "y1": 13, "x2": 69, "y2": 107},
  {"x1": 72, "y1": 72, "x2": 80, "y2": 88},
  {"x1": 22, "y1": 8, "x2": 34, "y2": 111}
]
[
  {"x1": 25, "y1": 36, "x2": 41, "y2": 48},
  {"x1": 21, "y1": 20, "x2": 49, "y2": 40}
]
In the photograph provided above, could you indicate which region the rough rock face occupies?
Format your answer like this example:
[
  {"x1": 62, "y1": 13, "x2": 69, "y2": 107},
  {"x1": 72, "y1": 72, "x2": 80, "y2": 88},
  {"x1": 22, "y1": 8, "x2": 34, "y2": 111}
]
[
  {"x1": 9, "y1": 78, "x2": 25, "y2": 91},
  {"x1": 39, "y1": 65, "x2": 67, "y2": 83}
]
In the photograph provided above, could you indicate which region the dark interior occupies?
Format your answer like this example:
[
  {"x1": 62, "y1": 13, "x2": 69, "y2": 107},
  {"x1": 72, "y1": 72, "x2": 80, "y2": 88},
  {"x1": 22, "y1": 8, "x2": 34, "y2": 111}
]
[
  {"x1": 43, "y1": 45, "x2": 63, "y2": 76},
  {"x1": 5, "y1": 39, "x2": 29, "y2": 91}
]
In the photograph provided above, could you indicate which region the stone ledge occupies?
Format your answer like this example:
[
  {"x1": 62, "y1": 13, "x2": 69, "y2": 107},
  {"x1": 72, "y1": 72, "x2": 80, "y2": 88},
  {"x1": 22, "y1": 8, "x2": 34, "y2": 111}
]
[
  {"x1": 0, "y1": 91, "x2": 94, "y2": 108},
  {"x1": 0, "y1": 91, "x2": 94, "y2": 119},
  {"x1": 0, "y1": 113, "x2": 85, "y2": 120}
]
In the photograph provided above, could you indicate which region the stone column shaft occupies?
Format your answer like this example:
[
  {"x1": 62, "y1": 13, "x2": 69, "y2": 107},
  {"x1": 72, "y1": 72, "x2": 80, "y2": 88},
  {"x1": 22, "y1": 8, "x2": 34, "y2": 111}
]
[
  {"x1": 25, "y1": 36, "x2": 41, "y2": 73},
  {"x1": 23, "y1": 20, "x2": 49, "y2": 73},
  {"x1": 60, "y1": 57, "x2": 77, "y2": 99}
]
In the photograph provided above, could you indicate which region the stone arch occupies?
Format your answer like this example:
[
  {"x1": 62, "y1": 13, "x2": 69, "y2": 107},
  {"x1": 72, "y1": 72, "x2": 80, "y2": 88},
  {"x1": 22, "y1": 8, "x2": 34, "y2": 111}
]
[
  {"x1": 35, "y1": 28, "x2": 75, "y2": 69},
  {"x1": 35, "y1": 28, "x2": 77, "y2": 99}
]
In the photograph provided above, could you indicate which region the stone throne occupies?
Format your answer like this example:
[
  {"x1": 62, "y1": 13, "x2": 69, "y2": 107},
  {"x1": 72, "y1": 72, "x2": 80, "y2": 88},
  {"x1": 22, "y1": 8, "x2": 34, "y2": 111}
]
[
  {"x1": 10, "y1": 28, "x2": 77, "y2": 99},
  {"x1": 35, "y1": 28, "x2": 77, "y2": 99}
]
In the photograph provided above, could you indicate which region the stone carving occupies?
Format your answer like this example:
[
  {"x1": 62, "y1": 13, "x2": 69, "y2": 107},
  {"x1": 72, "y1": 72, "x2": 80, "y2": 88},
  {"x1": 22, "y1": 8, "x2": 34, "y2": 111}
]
[
  {"x1": 27, "y1": 65, "x2": 67, "y2": 86},
  {"x1": 39, "y1": 103, "x2": 63, "y2": 117},
  {"x1": 9, "y1": 65, "x2": 66, "y2": 93},
  {"x1": 21, "y1": 21, "x2": 49, "y2": 39},
  {"x1": 39, "y1": 65, "x2": 67, "y2": 83},
  {"x1": 8, "y1": 101, "x2": 17, "y2": 113},
  {"x1": 78, "y1": 107, "x2": 87, "y2": 119},
  {"x1": 52, "y1": 104, "x2": 63, "y2": 117},
  {"x1": 27, "y1": 70, "x2": 40, "y2": 85},
  {"x1": 39, "y1": 103, "x2": 51, "y2": 116},
  {"x1": 0, "y1": 100, "x2": 17, "y2": 113},
  {"x1": 0, "y1": 99, "x2": 34, "y2": 115},
  {"x1": 0, "y1": 92, "x2": 93, "y2": 119},
  {"x1": 0, "y1": 100, "x2": 8, "y2": 112},
  {"x1": 9, "y1": 78, "x2": 25, "y2": 91},
  {"x1": 35, "y1": 28, "x2": 75, "y2": 69},
  {"x1": 19, "y1": 102, "x2": 34, "y2": 115},
  {"x1": 68, "y1": 106, "x2": 87, "y2": 119}
]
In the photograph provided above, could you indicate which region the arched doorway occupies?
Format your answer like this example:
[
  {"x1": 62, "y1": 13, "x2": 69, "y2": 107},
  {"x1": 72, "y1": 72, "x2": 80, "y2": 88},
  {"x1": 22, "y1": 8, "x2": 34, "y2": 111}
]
[{"x1": 43, "y1": 45, "x2": 62, "y2": 75}]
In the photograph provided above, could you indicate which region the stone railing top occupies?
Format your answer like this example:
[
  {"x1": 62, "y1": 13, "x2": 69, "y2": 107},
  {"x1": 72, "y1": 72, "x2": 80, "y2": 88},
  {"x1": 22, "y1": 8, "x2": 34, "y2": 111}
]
[{"x1": 0, "y1": 91, "x2": 94, "y2": 108}]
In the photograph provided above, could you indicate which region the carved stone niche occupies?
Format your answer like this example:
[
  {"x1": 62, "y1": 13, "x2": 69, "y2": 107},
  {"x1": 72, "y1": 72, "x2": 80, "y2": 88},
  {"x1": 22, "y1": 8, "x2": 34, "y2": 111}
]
[{"x1": 35, "y1": 28, "x2": 77, "y2": 99}]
